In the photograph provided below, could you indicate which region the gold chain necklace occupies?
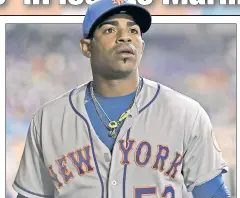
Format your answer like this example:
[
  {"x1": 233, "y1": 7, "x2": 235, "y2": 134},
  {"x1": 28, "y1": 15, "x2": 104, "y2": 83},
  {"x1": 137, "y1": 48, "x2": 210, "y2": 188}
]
[{"x1": 90, "y1": 78, "x2": 142, "y2": 139}]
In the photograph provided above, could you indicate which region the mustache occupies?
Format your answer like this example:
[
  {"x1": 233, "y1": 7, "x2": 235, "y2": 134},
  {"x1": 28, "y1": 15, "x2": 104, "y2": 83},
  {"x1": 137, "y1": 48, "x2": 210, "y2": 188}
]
[{"x1": 112, "y1": 43, "x2": 137, "y2": 55}]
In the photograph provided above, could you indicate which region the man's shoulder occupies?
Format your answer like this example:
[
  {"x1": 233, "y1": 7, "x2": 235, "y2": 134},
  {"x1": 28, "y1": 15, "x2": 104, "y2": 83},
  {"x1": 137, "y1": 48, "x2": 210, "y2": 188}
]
[
  {"x1": 161, "y1": 84, "x2": 199, "y2": 108},
  {"x1": 143, "y1": 77, "x2": 202, "y2": 112},
  {"x1": 33, "y1": 82, "x2": 89, "y2": 119}
]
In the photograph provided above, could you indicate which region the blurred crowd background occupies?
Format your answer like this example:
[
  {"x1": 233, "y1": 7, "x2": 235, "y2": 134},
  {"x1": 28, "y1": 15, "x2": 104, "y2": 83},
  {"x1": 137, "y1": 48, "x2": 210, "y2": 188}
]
[{"x1": 6, "y1": 22, "x2": 236, "y2": 198}]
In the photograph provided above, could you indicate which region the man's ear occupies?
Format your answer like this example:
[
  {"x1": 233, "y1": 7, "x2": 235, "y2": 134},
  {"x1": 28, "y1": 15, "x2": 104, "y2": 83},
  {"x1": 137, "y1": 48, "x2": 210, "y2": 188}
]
[
  {"x1": 141, "y1": 39, "x2": 145, "y2": 54},
  {"x1": 80, "y1": 39, "x2": 91, "y2": 58}
]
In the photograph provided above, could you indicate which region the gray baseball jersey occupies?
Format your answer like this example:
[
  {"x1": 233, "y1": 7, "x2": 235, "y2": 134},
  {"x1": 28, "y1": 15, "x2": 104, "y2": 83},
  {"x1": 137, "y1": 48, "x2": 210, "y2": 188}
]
[{"x1": 13, "y1": 78, "x2": 228, "y2": 198}]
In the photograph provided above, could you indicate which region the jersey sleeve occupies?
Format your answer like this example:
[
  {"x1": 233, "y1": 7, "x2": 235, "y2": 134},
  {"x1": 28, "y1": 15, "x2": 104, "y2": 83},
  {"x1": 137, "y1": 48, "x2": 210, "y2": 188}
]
[
  {"x1": 182, "y1": 104, "x2": 228, "y2": 192},
  {"x1": 12, "y1": 115, "x2": 55, "y2": 198}
]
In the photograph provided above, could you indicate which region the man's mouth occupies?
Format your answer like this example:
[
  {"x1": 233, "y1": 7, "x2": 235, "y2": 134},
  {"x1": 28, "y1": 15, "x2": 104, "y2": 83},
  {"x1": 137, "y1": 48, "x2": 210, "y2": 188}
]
[
  {"x1": 116, "y1": 46, "x2": 135, "y2": 56},
  {"x1": 119, "y1": 50, "x2": 134, "y2": 55}
]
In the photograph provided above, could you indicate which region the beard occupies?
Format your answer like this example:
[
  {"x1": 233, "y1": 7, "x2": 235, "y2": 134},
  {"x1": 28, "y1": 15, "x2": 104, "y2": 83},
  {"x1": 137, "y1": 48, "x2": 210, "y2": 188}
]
[{"x1": 101, "y1": 66, "x2": 135, "y2": 80}]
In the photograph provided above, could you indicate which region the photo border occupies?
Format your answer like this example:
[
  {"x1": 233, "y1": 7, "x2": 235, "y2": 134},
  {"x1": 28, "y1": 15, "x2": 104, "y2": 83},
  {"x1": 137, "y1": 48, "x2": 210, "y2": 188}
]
[{"x1": 2, "y1": 15, "x2": 238, "y2": 198}]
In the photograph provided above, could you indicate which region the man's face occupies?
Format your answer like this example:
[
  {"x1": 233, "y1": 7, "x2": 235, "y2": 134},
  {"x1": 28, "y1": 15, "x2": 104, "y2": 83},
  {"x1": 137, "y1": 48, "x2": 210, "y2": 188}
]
[{"x1": 80, "y1": 13, "x2": 145, "y2": 79}]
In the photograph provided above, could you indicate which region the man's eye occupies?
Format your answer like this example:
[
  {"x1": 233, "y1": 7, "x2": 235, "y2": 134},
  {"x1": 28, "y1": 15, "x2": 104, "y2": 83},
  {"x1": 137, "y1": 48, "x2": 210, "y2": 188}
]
[
  {"x1": 130, "y1": 28, "x2": 139, "y2": 34},
  {"x1": 104, "y1": 28, "x2": 115, "y2": 34}
]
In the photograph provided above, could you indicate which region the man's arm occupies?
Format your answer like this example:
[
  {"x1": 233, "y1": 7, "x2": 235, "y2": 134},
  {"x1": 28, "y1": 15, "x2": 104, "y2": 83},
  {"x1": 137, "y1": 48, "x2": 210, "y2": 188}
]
[
  {"x1": 17, "y1": 194, "x2": 28, "y2": 198},
  {"x1": 192, "y1": 173, "x2": 231, "y2": 198},
  {"x1": 12, "y1": 115, "x2": 55, "y2": 197},
  {"x1": 182, "y1": 104, "x2": 228, "y2": 193}
]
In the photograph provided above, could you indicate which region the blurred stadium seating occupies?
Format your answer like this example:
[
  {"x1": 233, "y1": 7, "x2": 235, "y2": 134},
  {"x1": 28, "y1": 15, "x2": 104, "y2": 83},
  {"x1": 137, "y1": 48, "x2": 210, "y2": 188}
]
[{"x1": 6, "y1": 23, "x2": 236, "y2": 198}]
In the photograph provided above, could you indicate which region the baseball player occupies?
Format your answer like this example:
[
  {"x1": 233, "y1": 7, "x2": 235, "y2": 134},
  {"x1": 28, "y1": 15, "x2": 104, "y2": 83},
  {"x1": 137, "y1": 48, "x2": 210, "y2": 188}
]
[{"x1": 13, "y1": 0, "x2": 231, "y2": 197}]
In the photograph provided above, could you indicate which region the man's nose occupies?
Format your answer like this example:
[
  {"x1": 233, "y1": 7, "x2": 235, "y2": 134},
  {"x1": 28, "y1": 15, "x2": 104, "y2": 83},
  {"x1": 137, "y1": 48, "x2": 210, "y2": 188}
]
[{"x1": 117, "y1": 31, "x2": 132, "y2": 43}]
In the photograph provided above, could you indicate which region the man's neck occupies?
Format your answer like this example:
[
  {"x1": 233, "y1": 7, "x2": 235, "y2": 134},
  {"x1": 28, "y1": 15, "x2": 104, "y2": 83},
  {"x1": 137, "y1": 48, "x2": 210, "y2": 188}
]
[{"x1": 92, "y1": 72, "x2": 140, "y2": 97}]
